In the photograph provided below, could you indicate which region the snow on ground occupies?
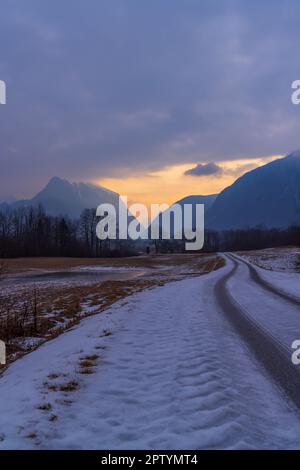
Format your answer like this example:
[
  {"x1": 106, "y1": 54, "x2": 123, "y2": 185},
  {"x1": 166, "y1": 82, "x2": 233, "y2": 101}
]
[
  {"x1": 236, "y1": 251, "x2": 300, "y2": 304},
  {"x1": 1, "y1": 269, "x2": 145, "y2": 290},
  {"x1": 255, "y1": 268, "x2": 300, "y2": 304},
  {"x1": 226, "y1": 257, "x2": 300, "y2": 348},
  {"x1": 70, "y1": 266, "x2": 142, "y2": 272},
  {"x1": 239, "y1": 247, "x2": 300, "y2": 273},
  {"x1": 0, "y1": 265, "x2": 300, "y2": 449}
]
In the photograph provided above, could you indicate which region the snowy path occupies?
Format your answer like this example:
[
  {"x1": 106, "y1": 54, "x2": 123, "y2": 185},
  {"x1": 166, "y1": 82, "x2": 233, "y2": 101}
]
[
  {"x1": 216, "y1": 254, "x2": 300, "y2": 411},
  {"x1": 0, "y1": 263, "x2": 300, "y2": 449},
  {"x1": 225, "y1": 254, "x2": 300, "y2": 349},
  {"x1": 233, "y1": 253, "x2": 300, "y2": 305}
]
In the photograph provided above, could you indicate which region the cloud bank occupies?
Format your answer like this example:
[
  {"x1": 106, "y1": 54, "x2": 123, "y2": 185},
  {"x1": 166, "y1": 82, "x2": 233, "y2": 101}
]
[{"x1": 0, "y1": 0, "x2": 299, "y2": 199}]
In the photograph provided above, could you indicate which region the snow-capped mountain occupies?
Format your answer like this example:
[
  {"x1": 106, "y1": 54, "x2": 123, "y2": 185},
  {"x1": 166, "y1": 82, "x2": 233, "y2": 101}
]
[
  {"x1": 2, "y1": 151, "x2": 300, "y2": 229},
  {"x1": 206, "y1": 151, "x2": 300, "y2": 230},
  {"x1": 3, "y1": 177, "x2": 120, "y2": 218}
]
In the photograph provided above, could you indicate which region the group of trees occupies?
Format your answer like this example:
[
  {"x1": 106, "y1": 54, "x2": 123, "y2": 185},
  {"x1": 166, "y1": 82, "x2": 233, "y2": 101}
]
[
  {"x1": 0, "y1": 204, "x2": 299, "y2": 258},
  {"x1": 151, "y1": 225, "x2": 300, "y2": 253},
  {"x1": 204, "y1": 225, "x2": 300, "y2": 252},
  {"x1": 0, "y1": 205, "x2": 135, "y2": 258}
]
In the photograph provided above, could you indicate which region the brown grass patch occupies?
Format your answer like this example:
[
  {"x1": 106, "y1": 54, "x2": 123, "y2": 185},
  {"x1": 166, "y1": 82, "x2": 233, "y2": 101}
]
[
  {"x1": 80, "y1": 354, "x2": 99, "y2": 361},
  {"x1": 79, "y1": 368, "x2": 95, "y2": 375},
  {"x1": 0, "y1": 254, "x2": 224, "y2": 365},
  {"x1": 58, "y1": 380, "x2": 79, "y2": 393},
  {"x1": 3, "y1": 253, "x2": 222, "y2": 273},
  {"x1": 79, "y1": 360, "x2": 95, "y2": 368},
  {"x1": 44, "y1": 379, "x2": 79, "y2": 393}
]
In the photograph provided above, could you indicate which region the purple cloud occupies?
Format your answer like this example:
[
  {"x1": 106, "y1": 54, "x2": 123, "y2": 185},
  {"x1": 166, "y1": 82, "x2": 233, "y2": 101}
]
[
  {"x1": 184, "y1": 162, "x2": 223, "y2": 177},
  {"x1": 0, "y1": 0, "x2": 300, "y2": 199}
]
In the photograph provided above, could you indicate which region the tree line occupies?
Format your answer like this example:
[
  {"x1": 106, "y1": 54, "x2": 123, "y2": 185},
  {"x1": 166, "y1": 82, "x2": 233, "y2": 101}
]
[
  {"x1": 0, "y1": 204, "x2": 299, "y2": 258},
  {"x1": 152, "y1": 225, "x2": 300, "y2": 253},
  {"x1": 0, "y1": 205, "x2": 135, "y2": 258}
]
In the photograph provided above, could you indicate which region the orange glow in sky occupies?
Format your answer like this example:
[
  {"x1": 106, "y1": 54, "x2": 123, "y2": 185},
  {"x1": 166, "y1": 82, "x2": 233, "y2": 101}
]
[{"x1": 96, "y1": 155, "x2": 283, "y2": 210}]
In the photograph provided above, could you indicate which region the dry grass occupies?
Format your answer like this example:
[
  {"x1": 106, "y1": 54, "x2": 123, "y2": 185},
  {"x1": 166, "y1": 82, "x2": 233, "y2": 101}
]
[
  {"x1": 59, "y1": 380, "x2": 79, "y2": 393},
  {"x1": 79, "y1": 368, "x2": 95, "y2": 375},
  {"x1": 0, "y1": 254, "x2": 224, "y2": 366},
  {"x1": 80, "y1": 354, "x2": 99, "y2": 361},
  {"x1": 3, "y1": 253, "x2": 222, "y2": 273},
  {"x1": 79, "y1": 354, "x2": 99, "y2": 375},
  {"x1": 45, "y1": 379, "x2": 79, "y2": 393},
  {"x1": 237, "y1": 246, "x2": 300, "y2": 272},
  {"x1": 79, "y1": 360, "x2": 95, "y2": 368}
]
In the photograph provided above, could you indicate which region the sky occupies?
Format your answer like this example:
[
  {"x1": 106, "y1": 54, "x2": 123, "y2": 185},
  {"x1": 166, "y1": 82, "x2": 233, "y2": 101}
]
[{"x1": 0, "y1": 0, "x2": 300, "y2": 205}]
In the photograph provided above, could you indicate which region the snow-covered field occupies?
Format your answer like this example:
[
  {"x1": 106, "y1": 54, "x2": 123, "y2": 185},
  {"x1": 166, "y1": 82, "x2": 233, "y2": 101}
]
[
  {"x1": 237, "y1": 247, "x2": 300, "y2": 302},
  {"x1": 0, "y1": 254, "x2": 220, "y2": 364},
  {"x1": 0, "y1": 263, "x2": 300, "y2": 449},
  {"x1": 239, "y1": 246, "x2": 300, "y2": 273},
  {"x1": 253, "y1": 268, "x2": 300, "y2": 303},
  {"x1": 227, "y1": 255, "x2": 300, "y2": 347}
]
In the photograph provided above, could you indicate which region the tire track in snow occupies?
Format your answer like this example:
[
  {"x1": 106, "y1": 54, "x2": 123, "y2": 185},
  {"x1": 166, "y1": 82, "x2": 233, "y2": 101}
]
[
  {"x1": 1, "y1": 267, "x2": 300, "y2": 448},
  {"x1": 215, "y1": 255, "x2": 300, "y2": 411},
  {"x1": 38, "y1": 271, "x2": 300, "y2": 449},
  {"x1": 228, "y1": 253, "x2": 300, "y2": 306}
]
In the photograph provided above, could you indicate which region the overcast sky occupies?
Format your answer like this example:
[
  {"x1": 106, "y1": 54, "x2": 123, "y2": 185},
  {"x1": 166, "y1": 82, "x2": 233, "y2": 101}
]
[{"x1": 0, "y1": 0, "x2": 300, "y2": 200}]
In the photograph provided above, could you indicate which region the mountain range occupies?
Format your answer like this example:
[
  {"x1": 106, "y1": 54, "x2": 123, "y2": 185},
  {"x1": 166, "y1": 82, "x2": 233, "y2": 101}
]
[
  {"x1": 206, "y1": 151, "x2": 300, "y2": 230},
  {"x1": 1, "y1": 151, "x2": 300, "y2": 230},
  {"x1": 153, "y1": 151, "x2": 300, "y2": 231},
  {"x1": 0, "y1": 176, "x2": 119, "y2": 219}
]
